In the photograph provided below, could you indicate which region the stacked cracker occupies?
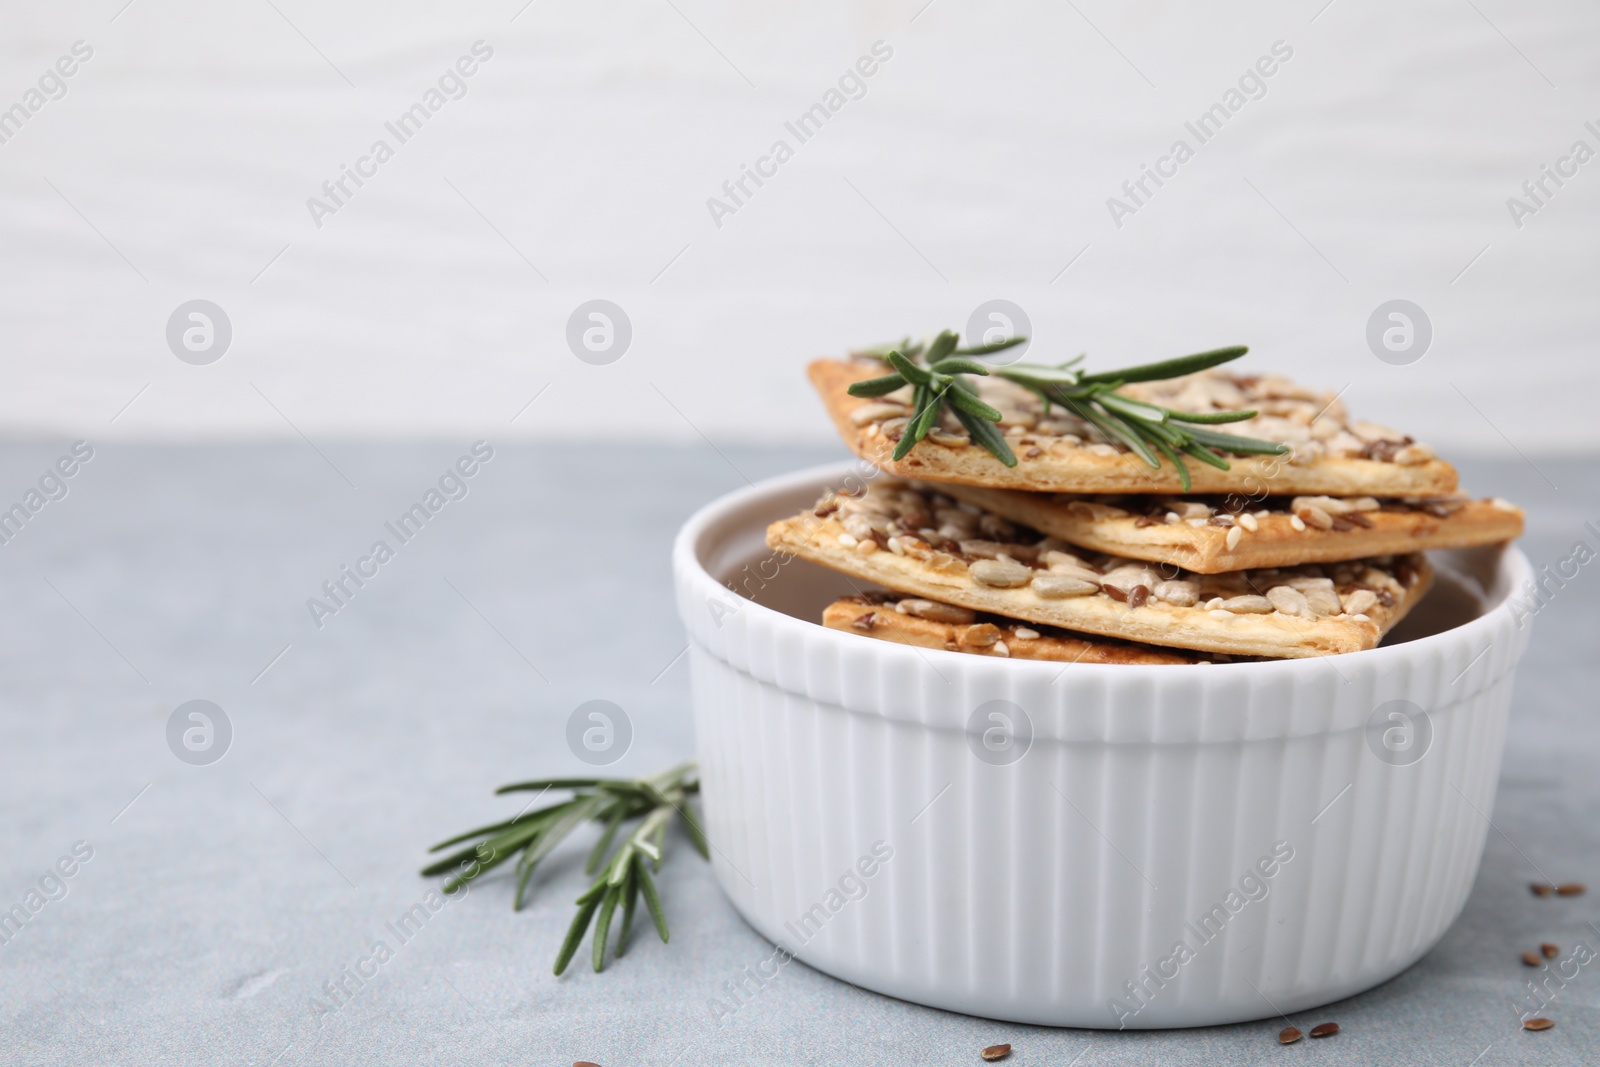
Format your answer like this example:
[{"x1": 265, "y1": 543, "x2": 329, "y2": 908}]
[{"x1": 767, "y1": 346, "x2": 1525, "y2": 661}]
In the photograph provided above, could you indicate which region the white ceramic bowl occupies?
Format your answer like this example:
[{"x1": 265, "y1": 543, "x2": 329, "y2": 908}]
[{"x1": 673, "y1": 461, "x2": 1532, "y2": 1028}]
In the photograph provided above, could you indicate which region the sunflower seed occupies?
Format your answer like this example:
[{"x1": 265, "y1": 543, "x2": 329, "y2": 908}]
[
  {"x1": 927, "y1": 429, "x2": 971, "y2": 448},
  {"x1": 1298, "y1": 505, "x2": 1335, "y2": 530},
  {"x1": 961, "y1": 623, "x2": 1003, "y2": 648},
  {"x1": 1266, "y1": 585, "x2": 1312, "y2": 617},
  {"x1": 1221, "y1": 595, "x2": 1274, "y2": 614},
  {"x1": 971, "y1": 558, "x2": 1033, "y2": 588},
  {"x1": 1031, "y1": 574, "x2": 1099, "y2": 598},
  {"x1": 899, "y1": 599, "x2": 976, "y2": 625},
  {"x1": 1154, "y1": 579, "x2": 1198, "y2": 607},
  {"x1": 1341, "y1": 589, "x2": 1379, "y2": 617},
  {"x1": 849, "y1": 401, "x2": 906, "y2": 426}
]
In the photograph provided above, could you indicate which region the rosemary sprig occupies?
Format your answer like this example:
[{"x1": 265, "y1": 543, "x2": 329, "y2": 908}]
[
  {"x1": 847, "y1": 332, "x2": 1290, "y2": 491},
  {"x1": 421, "y1": 761, "x2": 707, "y2": 975}
]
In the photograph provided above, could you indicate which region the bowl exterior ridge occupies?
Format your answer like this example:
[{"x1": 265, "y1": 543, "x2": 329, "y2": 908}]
[{"x1": 674, "y1": 463, "x2": 1532, "y2": 1028}]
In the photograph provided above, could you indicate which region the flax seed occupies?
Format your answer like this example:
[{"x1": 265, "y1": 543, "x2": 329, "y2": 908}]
[
  {"x1": 1542, "y1": 943, "x2": 1560, "y2": 959},
  {"x1": 1278, "y1": 1027, "x2": 1303, "y2": 1044},
  {"x1": 1522, "y1": 950, "x2": 1543, "y2": 967},
  {"x1": 1557, "y1": 883, "x2": 1586, "y2": 896},
  {"x1": 1308, "y1": 1022, "x2": 1339, "y2": 1038},
  {"x1": 980, "y1": 1045, "x2": 1012, "y2": 1061},
  {"x1": 1524, "y1": 1017, "x2": 1554, "y2": 1031}
]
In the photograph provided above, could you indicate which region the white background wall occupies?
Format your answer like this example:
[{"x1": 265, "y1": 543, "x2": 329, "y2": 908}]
[{"x1": 0, "y1": 0, "x2": 1595, "y2": 454}]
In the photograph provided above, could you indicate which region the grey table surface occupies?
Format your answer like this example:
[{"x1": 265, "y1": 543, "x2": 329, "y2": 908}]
[{"x1": 0, "y1": 442, "x2": 1596, "y2": 1067}]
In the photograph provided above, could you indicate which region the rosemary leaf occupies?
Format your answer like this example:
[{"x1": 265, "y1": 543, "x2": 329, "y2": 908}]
[
  {"x1": 1184, "y1": 426, "x2": 1293, "y2": 455},
  {"x1": 591, "y1": 885, "x2": 622, "y2": 972},
  {"x1": 513, "y1": 844, "x2": 539, "y2": 911},
  {"x1": 425, "y1": 799, "x2": 578, "y2": 854},
  {"x1": 927, "y1": 357, "x2": 993, "y2": 377},
  {"x1": 923, "y1": 329, "x2": 960, "y2": 364},
  {"x1": 1162, "y1": 407, "x2": 1258, "y2": 424},
  {"x1": 585, "y1": 805, "x2": 627, "y2": 875},
  {"x1": 952, "y1": 336, "x2": 1027, "y2": 356},
  {"x1": 952, "y1": 405, "x2": 1017, "y2": 467},
  {"x1": 995, "y1": 360, "x2": 1084, "y2": 385},
  {"x1": 946, "y1": 383, "x2": 1004, "y2": 422},
  {"x1": 893, "y1": 385, "x2": 931, "y2": 461},
  {"x1": 616, "y1": 869, "x2": 640, "y2": 957},
  {"x1": 1077, "y1": 345, "x2": 1249, "y2": 384},
  {"x1": 886, "y1": 351, "x2": 933, "y2": 387},
  {"x1": 520, "y1": 794, "x2": 608, "y2": 872},
  {"x1": 636, "y1": 861, "x2": 670, "y2": 943},
  {"x1": 845, "y1": 373, "x2": 909, "y2": 398},
  {"x1": 553, "y1": 895, "x2": 603, "y2": 976},
  {"x1": 1181, "y1": 440, "x2": 1233, "y2": 471},
  {"x1": 1095, "y1": 390, "x2": 1169, "y2": 424},
  {"x1": 495, "y1": 778, "x2": 605, "y2": 794},
  {"x1": 1147, "y1": 435, "x2": 1192, "y2": 492},
  {"x1": 1065, "y1": 397, "x2": 1159, "y2": 469},
  {"x1": 678, "y1": 799, "x2": 710, "y2": 862}
]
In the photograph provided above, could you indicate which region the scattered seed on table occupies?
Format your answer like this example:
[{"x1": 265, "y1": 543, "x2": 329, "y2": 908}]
[
  {"x1": 981, "y1": 1043, "x2": 1012, "y2": 1061},
  {"x1": 1531, "y1": 883, "x2": 1555, "y2": 897},
  {"x1": 1557, "y1": 883, "x2": 1587, "y2": 897},
  {"x1": 1524, "y1": 1017, "x2": 1554, "y2": 1031},
  {"x1": 1278, "y1": 1026, "x2": 1303, "y2": 1044},
  {"x1": 1522, "y1": 950, "x2": 1544, "y2": 966},
  {"x1": 1309, "y1": 1022, "x2": 1339, "y2": 1038},
  {"x1": 1542, "y1": 943, "x2": 1560, "y2": 959}
]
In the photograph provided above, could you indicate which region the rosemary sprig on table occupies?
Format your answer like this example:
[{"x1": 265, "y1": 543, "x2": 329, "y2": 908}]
[
  {"x1": 847, "y1": 331, "x2": 1290, "y2": 491},
  {"x1": 421, "y1": 761, "x2": 707, "y2": 975}
]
